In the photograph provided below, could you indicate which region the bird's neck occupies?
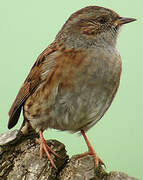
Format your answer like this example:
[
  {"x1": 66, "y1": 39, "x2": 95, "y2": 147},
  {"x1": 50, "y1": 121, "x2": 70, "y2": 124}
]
[{"x1": 56, "y1": 30, "x2": 118, "y2": 51}]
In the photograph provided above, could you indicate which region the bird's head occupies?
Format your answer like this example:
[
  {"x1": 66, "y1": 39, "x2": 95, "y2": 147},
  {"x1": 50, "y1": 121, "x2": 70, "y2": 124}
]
[{"x1": 56, "y1": 6, "x2": 136, "y2": 48}]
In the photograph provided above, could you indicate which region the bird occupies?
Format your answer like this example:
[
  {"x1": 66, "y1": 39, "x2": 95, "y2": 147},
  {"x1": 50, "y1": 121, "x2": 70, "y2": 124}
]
[{"x1": 8, "y1": 6, "x2": 136, "y2": 168}]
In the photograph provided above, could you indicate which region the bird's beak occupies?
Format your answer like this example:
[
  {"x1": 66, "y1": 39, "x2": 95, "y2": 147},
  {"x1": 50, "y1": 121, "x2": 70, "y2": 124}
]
[{"x1": 114, "y1": 17, "x2": 136, "y2": 26}]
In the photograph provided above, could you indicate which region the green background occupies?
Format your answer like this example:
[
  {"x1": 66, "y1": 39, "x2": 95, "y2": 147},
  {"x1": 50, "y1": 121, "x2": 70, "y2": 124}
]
[{"x1": 0, "y1": 0, "x2": 142, "y2": 179}]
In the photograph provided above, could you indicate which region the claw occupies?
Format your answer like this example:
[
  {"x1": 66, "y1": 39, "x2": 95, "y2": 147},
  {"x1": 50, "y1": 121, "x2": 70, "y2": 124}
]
[{"x1": 36, "y1": 130, "x2": 60, "y2": 169}]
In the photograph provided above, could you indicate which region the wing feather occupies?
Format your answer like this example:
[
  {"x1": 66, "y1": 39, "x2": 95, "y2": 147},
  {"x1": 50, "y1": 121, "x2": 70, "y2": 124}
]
[{"x1": 8, "y1": 43, "x2": 57, "y2": 129}]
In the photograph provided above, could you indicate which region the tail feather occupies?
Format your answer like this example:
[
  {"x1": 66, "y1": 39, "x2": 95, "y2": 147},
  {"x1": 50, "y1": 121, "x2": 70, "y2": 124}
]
[{"x1": 8, "y1": 107, "x2": 22, "y2": 129}]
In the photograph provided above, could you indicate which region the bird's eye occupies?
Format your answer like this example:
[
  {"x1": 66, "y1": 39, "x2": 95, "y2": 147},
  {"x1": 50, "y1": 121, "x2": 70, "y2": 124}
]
[{"x1": 97, "y1": 16, "x2": 107, "y2": 24}]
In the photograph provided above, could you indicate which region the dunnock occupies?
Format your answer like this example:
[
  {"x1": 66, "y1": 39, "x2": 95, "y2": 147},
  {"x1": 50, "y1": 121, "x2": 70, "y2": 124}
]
[{"x1": 8, "y1": 6, "x2": 136, "y2": 168}]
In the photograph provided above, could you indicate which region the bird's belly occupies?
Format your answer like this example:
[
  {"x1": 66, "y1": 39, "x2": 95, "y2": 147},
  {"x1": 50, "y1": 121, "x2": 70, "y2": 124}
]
[
  {"x1": 50, "y1": 79, "x2": 119, "y2": 132},
  {"x1": 24, "y1": 54, "x2": 121, "y2": 133},
  {"x1": 25, "y1": 78, "x2": 120, "y2": 133}
]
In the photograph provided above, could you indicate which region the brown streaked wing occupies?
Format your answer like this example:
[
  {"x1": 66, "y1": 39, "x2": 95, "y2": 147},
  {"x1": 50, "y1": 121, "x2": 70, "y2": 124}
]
[{"x1": 8, "y1": 43, "x2": 57, "y2": 129}]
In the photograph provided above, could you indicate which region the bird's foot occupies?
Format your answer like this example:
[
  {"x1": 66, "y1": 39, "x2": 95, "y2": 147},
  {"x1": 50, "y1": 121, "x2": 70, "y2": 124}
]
[
  {"x1": 78, "y1": 150, "x2": 105, "y2": 167},
  {"x1": 36, "y1": 130, "x2": 60, "y2": 169},
  {"x1": 80, "y1": 130, "x2": 105, "y2": 168}
]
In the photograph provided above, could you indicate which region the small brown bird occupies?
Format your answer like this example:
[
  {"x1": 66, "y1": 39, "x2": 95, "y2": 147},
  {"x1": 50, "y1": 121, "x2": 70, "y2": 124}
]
[{"x1": 8, "y1": 6, "x2": 136, "y2": 168}]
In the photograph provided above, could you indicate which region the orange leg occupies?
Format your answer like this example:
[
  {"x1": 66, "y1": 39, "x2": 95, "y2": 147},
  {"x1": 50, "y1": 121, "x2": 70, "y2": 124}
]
[
  {"x1": 80, "y1": 130, "x2": 104, "y2": 167},
  {"x1": 36, "y1": 130, "x2": 60, "y2": 169}
]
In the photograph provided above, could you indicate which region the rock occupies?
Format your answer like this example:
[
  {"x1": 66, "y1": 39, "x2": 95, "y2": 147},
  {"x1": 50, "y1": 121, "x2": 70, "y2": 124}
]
[
  {"x1": 108, "y1": 171, "x2": 138, "y2": 180},
  {"x1": 0, "y1": 130, "x2": 139, "y2": 180},
  {"x1": 0, "y1": 130, "x2": 19, "y2": 146}
]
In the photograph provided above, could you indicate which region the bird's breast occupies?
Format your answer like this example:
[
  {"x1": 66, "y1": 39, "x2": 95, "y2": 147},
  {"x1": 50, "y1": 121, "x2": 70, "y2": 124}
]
[{"x1": 24, "y1": 47, "x2": 122, "y2": 132}]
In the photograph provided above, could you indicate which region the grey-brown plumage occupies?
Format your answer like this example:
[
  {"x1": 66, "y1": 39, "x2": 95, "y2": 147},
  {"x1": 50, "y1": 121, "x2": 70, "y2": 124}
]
[{"x1": 8, "y1": 6, "x2": 136, "y2": 168}]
